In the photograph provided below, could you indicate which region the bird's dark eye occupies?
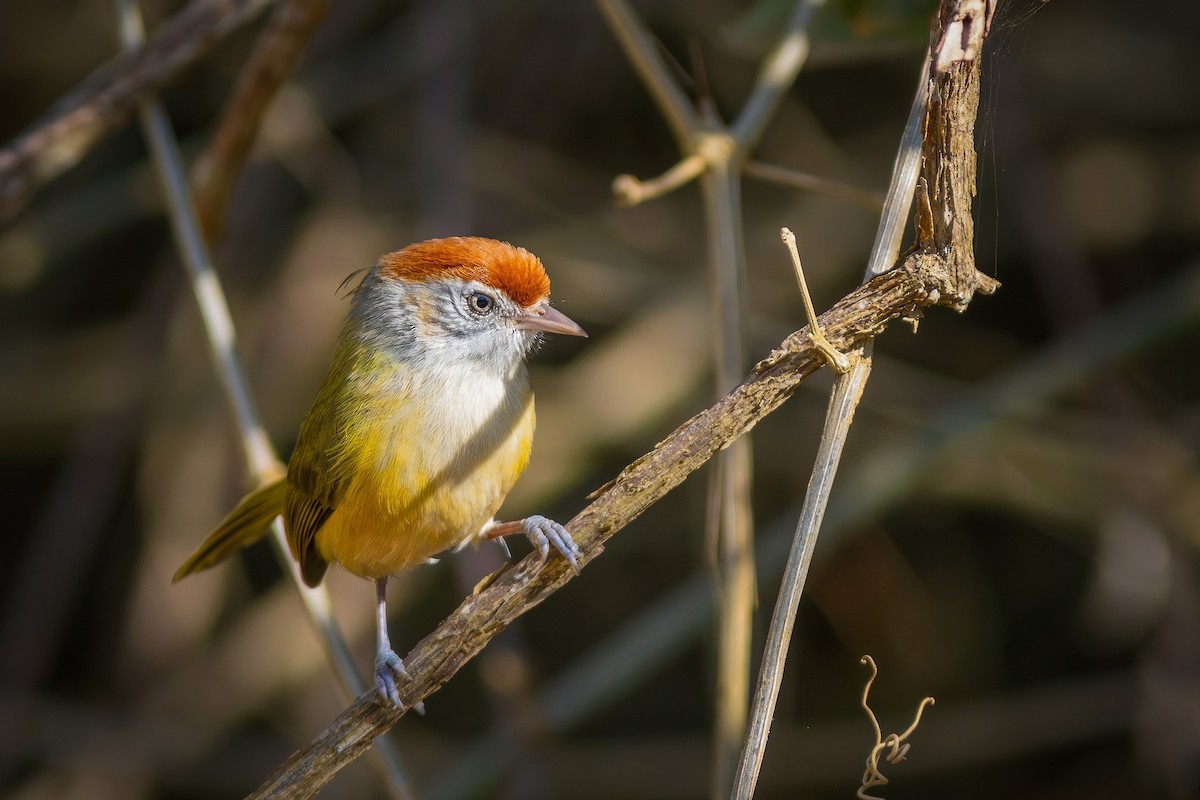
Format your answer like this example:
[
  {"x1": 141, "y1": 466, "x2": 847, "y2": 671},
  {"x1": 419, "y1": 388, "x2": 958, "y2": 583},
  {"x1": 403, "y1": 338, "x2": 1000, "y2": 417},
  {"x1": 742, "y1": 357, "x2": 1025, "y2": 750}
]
[{"x1": 468, "y1": 291, "x2": 494, "y2": 314}]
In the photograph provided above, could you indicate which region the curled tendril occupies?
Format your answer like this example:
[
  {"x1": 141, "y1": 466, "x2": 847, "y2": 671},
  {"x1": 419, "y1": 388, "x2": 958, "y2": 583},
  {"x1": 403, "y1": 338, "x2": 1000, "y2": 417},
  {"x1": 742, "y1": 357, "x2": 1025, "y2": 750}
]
[{"x1": 857, "y1": 655, "x2": 935, "y2": 800}]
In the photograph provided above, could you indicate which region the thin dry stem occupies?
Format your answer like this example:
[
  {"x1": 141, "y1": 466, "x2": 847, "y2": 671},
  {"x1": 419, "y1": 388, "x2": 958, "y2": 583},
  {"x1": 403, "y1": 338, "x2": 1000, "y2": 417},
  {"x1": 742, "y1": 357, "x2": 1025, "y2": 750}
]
[
  {"x1": 729, "y1": 355, "x2": 870, "y2": 800},
  {"x1": 730, "y1": 48, "x2": 928, "y2": 800},
  {"x1": 864, "y1": 55, "x2": 930, "y2": 280}
]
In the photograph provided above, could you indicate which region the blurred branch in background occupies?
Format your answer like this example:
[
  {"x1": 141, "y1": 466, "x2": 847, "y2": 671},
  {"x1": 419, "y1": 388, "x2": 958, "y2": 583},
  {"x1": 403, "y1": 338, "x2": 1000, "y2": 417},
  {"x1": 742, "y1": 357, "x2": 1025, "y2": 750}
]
[
  {"x1": 0, "y1": 7, "x2": 422, "y2": 297},
  {"x1": 191, "y1": 0, "x2": 332, "y2": 243},
  {"x1": 742, "y1": 160, "x2": 883, "y2": 212},
  {"x1": 0, "y1": 0, "x2": 281, "y2": 222}
]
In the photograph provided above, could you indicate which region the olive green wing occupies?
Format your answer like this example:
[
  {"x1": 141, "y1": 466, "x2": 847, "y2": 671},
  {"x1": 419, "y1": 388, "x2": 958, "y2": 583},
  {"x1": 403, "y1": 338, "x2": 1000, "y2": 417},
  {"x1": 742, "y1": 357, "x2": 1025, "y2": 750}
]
[
  {"x1": 284, "y1": 459, "x2": 339, "y2": 588},
  {"x1": 282, "y1": 340, "x2": 361, "y2": 588}
]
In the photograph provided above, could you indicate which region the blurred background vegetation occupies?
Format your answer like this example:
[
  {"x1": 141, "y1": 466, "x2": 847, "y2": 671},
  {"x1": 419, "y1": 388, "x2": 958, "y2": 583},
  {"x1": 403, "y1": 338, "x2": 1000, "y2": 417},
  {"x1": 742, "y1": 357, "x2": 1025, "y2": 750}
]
[{"x1": 1, "y1": 0, "x2": 1199, "y2": 798}]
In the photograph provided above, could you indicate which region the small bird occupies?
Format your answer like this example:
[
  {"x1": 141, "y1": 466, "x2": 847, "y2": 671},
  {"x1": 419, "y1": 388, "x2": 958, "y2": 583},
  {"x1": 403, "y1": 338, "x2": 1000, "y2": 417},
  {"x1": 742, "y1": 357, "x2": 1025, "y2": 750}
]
[{"x1": 174, "y1": 237, "x2": 587, "y2": 707}]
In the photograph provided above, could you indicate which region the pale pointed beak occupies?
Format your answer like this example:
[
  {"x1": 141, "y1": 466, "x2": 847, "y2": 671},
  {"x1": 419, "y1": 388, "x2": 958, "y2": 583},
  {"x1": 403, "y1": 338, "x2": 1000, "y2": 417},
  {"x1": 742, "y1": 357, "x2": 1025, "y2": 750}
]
[{"x1": 517, "y1": 303, "x2": 588, "y2": 337}]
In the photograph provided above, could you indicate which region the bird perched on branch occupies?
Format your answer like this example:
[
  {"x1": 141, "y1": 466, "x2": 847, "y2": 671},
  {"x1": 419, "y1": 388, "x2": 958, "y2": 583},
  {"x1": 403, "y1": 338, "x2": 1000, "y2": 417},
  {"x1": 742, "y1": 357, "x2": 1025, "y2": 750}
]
[{"x1": 173, "y1": 237, "x2": 587, "y2": 707}]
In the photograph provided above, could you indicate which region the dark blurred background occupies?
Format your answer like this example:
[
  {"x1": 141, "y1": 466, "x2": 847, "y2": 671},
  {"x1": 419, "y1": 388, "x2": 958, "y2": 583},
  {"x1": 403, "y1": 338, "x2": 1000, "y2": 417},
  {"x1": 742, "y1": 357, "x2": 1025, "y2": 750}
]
[{"x1": 1, "y1": 0, "x2": 1199, "y2": 798}]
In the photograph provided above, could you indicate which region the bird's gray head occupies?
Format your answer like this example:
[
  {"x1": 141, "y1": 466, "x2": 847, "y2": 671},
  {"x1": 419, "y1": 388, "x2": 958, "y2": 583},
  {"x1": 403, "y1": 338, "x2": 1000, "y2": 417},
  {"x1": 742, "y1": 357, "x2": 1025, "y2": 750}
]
[{"x1": 350, "y1": 237, "x2": 586, "y2": 375}]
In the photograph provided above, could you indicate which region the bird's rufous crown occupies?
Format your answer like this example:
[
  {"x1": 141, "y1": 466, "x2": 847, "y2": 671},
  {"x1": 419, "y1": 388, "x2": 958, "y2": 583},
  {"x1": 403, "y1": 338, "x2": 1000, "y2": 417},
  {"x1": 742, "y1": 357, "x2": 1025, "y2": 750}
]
[{"x1": 378, "y1": 237, "x2": 551, "y2": 308}]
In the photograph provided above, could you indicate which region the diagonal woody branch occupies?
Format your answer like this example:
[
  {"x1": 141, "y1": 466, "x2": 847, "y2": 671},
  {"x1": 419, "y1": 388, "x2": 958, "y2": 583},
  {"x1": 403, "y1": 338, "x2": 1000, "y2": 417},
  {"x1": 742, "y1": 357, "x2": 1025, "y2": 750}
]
[{"x1": 246, "y1": 253, "x2": 998, "y2": 800}]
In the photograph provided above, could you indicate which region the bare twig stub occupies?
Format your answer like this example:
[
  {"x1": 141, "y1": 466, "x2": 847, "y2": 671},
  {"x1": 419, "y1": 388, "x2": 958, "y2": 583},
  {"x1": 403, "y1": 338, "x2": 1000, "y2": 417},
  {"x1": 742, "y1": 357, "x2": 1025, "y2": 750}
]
[
  {"x1": 920, "y1": 0, "x2": 993, "y2": 308},
  {"x1": 0, "y1": 0, "x2": 279, "y2": 222},
  {"x1": 245, "y1": 256, "x2": 993, "y2": 800}
]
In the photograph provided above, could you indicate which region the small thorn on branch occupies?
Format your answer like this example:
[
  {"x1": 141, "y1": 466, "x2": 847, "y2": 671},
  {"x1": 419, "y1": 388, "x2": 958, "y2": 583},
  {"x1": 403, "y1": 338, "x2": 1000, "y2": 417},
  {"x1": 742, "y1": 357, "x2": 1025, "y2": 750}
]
[{"x1": 914, "y1": 177, "x2": 935, "y2": 250}]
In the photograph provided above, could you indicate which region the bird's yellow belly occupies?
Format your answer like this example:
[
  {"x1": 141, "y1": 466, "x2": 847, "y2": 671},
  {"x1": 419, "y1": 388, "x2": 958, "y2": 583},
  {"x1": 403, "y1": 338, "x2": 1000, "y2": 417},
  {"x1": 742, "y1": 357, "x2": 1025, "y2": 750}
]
[{"x1": 315, "y1": 385, "x2": 534, "y2": 580}]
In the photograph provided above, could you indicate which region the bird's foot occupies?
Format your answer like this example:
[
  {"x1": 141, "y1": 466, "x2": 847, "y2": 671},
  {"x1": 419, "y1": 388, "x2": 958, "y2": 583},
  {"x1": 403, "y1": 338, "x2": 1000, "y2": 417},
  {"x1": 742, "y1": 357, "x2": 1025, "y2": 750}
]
[
  {"x1": 483, "y1": 516, "x2": 582, "y2": 574},
  {"x1": 375, "y1": 648, "x2": 421, "y2": 712},
  {"x1": 522, "y1": 514, "x2": 582, "y2": 574}
]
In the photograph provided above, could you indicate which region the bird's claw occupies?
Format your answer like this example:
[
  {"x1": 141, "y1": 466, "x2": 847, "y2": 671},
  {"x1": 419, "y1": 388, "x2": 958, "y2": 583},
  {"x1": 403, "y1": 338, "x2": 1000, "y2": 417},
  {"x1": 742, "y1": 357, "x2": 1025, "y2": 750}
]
[
  {"x1": 374, "y1": 648, "x2": 412, "y2": 709},
  {"x1": 523, "y1": 514, "x2": 582, "y2": 574},
  {"x1": 495, "y1": 536, "x2": 513, "y2": 560}
]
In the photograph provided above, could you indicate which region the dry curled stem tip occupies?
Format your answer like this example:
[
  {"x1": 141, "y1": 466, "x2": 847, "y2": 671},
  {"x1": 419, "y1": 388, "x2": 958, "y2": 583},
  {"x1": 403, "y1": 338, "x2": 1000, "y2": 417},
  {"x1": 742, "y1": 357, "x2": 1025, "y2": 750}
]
[
  {"x1": 857, "y1": 655, "x2": 935, "y2": 800},
  {"x1": 781, "y1": 226, "x2": 851, "y2": 373}
]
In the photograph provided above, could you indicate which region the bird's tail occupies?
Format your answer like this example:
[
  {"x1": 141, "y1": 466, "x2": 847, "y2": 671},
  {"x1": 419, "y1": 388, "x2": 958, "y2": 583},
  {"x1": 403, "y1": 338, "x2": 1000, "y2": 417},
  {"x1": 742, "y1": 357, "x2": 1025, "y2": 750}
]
[{"x1": 173, "y1": 478, "x2": 287, "y2": 582}]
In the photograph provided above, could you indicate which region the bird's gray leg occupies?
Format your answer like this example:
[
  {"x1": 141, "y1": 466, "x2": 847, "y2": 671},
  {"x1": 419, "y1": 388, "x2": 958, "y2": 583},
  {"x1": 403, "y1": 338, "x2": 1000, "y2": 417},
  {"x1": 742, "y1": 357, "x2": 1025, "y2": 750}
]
[{"x1": 373, "y1": 577, "x2": 422, "y2": 713}]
